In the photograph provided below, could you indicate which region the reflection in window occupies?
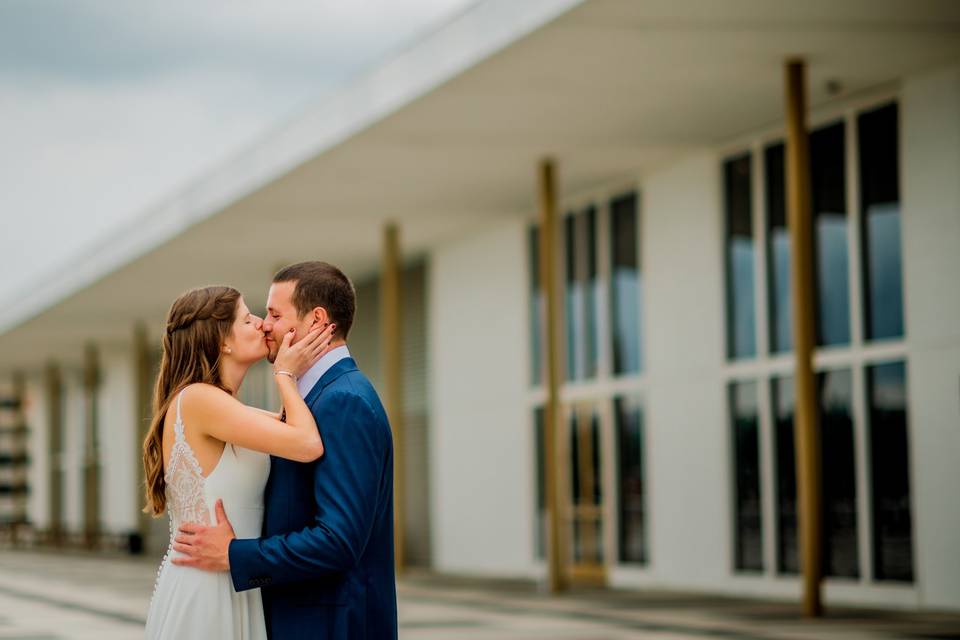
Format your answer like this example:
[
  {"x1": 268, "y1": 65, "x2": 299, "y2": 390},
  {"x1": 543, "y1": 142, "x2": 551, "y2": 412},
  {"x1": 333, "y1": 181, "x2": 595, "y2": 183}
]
[
  {"x1": 730, "y1": 381, "x2": 763, "y2": 572},
  {"x1": 811, "y1": 123, "x2": 851, "y2": 347},
  {"x1": 534, "y1": 406, "x2": 545, "y2": 559},
  {"x1": 610, "y1": 193, "x2": 642, "y2": 375},
  {"x1": 570, "y1": 405, "x2": 603, "y2": 564},
  {"x1": 724, "y1": 155, "x2": 756, "y2": 359},
  {"x1": 772, "y1": 375, "x2": 798, "y2": 574},
  {"x1": 867, "y1": 362, "x2": 913, "y2": 581},
  {"x1": 818, "y1": 368, "x2": 859, "y2": 578},
  {"x1": 616, "y1": 396, "x2": 646, "y2": 564},
  {"x1": 859, "y1": 104, "x2": 904, "y2": 341},
  {"x1": 765, "y1": 143, "x2": 792, "y2": 353},
  {"x1": 565, "y1": 208, "x2": 600, "y2": 381},
  {"x1": 528, "y1": 227, "x2": 544, "y2": 386}
]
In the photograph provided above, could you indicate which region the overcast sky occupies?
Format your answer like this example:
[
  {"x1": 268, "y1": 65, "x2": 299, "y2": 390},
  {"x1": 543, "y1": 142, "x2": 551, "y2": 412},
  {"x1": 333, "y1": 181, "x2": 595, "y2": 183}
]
[{"x1": 0, "y1": 0, "x2": 474, "y2": 303}]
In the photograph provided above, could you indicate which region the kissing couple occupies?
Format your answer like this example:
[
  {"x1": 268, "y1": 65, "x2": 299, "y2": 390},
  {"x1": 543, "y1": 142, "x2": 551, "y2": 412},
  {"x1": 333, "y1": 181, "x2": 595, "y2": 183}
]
[{"x1": 143, "y1": 261, "x2": 397, "y2": 639}]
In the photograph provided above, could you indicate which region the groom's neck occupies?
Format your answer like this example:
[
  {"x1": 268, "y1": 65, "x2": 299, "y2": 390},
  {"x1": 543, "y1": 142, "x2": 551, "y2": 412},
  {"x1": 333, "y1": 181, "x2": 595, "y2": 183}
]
[{"x1": 320, "y1": 339, "x2": 347, "y2": 358}]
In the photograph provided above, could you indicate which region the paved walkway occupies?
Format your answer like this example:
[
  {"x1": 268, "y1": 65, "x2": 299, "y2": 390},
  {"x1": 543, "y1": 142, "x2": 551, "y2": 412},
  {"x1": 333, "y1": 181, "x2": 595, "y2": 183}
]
[{"x1": 0, "y1": 550, "x2": 957, "y2": 639}]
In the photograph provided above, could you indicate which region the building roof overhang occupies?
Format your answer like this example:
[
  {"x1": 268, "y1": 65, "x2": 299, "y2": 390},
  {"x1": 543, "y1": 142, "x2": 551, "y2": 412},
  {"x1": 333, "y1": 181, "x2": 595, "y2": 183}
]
[{"x1": 2, "y1": 0, "x2": 959, "y2": 371}]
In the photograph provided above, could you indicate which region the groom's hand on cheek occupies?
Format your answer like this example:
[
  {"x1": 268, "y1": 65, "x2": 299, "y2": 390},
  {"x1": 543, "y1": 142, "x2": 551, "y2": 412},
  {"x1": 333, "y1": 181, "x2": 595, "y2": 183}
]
[{"x1": 171, "y1": 499, "x2": 235, "y2": 572}]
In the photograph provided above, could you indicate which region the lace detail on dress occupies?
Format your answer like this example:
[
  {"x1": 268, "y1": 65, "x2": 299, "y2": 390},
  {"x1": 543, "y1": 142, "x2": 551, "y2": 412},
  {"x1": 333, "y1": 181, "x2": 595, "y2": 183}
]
[
  {"x1": 164, "y1": 390, "x2": 212, "y2": 533},
  {"x1": 152, "y1": 389, "x2": 212, "y2": 596}
]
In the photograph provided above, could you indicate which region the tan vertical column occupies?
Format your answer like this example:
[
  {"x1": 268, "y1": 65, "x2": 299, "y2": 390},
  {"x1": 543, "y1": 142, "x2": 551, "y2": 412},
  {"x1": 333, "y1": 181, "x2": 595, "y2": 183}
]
[
  {"x1": 134, "y1": 323, "x2": 153, "y2": 551},
  {"x1": 785, "y1": 59, "x2": 823, "y2": 618},
  {"x1": 381, "y1": 223, "x2": 405, "y2": 574},
  {"x1": 82, "y1": 343, "x2": 100, "y2": 549},
  {"x1": 10, "y1": 372, "x2": 27, "y2": 545},
  {"x1": 539, "y1": 158, "x2": 568, "y2": 593},
  {"x1": 44, "y1": 362, "x2": 63, "y2": 546}
]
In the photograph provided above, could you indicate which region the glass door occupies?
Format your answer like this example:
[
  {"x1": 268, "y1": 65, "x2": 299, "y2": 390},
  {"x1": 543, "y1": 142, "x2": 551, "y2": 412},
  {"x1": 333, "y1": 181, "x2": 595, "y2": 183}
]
[{"x1": 566, "y1": 401, "x2": 606, "y2": 585}]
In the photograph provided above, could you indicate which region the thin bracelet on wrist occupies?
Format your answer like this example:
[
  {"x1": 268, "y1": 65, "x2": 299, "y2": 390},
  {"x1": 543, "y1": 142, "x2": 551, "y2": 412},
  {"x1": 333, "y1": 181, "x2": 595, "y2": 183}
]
[{"x1": 274, "y1": 370, "x2": 298, "y2": 382}]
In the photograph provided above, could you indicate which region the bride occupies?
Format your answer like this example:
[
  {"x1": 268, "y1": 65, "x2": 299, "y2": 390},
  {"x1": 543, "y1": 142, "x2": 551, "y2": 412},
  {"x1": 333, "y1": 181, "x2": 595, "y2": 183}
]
[{"x1": 143, "y1": 285, "x2": 333, "y2": 639}]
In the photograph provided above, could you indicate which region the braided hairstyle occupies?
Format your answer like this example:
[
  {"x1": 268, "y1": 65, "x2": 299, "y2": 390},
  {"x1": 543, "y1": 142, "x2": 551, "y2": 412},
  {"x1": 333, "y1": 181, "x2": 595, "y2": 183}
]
[{"x1": 142, "y1": 285, "x2": 241, "y2": 516}]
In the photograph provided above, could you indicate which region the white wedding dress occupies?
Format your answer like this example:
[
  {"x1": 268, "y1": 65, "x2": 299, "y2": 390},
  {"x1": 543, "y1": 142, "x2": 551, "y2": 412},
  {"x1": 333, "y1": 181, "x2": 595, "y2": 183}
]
[{"x1": 145, "y1": 390, "x2": 271, "y2": 639}]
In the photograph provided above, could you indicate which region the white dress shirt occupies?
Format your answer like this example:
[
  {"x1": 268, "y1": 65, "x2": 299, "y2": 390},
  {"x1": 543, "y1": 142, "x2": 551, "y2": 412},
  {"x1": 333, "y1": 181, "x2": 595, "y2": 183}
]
[{"x1": 297, "y1": 345, "x2": 351, "y2": 398}]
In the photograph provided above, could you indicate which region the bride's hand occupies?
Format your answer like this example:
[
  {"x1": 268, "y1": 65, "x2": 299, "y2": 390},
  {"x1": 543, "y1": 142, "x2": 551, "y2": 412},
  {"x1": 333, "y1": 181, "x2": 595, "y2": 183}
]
[{"x1": 274, "y1": 323, "x2": 336, "y2": 379}]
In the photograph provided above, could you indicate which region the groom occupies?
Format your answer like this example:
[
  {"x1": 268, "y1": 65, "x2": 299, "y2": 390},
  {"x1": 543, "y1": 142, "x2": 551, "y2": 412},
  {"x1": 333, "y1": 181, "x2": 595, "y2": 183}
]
[{"x1": 172, "y1": 261, "x2": 398, "y2": 639}]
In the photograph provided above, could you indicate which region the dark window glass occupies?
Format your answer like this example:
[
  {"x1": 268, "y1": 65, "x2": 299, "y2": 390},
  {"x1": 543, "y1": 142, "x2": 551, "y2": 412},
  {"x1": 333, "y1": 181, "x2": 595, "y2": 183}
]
[
  {"x1": 730, "y1": 381, "x2": 763, "y2": 572},
  {"x1": 528, "y1": 226, "x2": 544, "y2": 386},
  {"x1": 772, "y1": 375, "x2": 798, "y2": 574},
  {"x1": 818, "y1": 368, "x2": 859, "y2": 578},
  {"x1": 811, "y1": 123, "x2": 851, "y2": 346},
  {"x1": 765, "y1": 143, "x2": 793, "y2": 353},
  {"x1": 564, "y1": 214, "x2": 578, "y2": 380},
  {"x1": 610, "y1": 193, "x2": 642, "y2": 375},
  {"x1": 570, "y1": 405, "x2": 603, "y2": 564},
  {"x1": 867, "y1": 361, "x2": 913, "y2": 581},
  {"x1": 616, "y1": 396, "x2": 646, "y2": 564},
  {"x1": 564, "y1": 208, "x2": 600, "y2": 381},
  {"x1": 534, "y1": 406, "x2": 546, "y2": 560},
  {"x1": 859, "y1": 103, "x2": 904, "y2": 341},
  {"x1": 724, "y1": 154, "x2": 756, "y2": 359}
]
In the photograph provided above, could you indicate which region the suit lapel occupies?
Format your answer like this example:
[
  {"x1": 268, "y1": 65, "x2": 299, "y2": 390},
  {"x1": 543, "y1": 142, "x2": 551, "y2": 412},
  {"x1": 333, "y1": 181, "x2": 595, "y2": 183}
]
[{"x1": 304, "y1": 357, "x2": 357, "y2": 406}]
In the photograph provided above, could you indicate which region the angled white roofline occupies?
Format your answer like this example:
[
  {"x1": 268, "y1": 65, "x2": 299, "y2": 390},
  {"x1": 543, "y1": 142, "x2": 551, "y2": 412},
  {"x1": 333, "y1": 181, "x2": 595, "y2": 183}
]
[{"x1": 0, "y1": 0, "x2": 584, "y2": 336}]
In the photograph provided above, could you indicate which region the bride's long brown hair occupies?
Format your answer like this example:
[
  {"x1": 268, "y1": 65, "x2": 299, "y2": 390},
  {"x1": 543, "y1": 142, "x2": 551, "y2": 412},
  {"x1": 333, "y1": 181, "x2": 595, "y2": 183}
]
[{"x1": 142, "y1": 285, "x2": 240, "y2": 516}]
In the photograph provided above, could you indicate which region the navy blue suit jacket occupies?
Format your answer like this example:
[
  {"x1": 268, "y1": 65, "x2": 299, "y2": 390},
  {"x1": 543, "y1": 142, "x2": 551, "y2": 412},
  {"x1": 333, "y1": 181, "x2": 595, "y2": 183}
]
[{"x1": 229, "y1": 357, "x2": 397, "y2": 640}]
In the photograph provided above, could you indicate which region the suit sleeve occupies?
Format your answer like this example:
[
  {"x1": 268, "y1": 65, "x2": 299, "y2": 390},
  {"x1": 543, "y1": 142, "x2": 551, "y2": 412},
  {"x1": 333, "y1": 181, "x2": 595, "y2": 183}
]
[{"x1": 228, "y1": 391, "x2": 388, "y2": 591}]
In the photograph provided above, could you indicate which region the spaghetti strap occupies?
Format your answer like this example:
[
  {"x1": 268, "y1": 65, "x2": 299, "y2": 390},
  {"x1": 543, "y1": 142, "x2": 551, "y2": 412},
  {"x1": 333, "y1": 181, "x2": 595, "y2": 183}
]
[{"x1": 173, "y1": 389, "x2": 186, "y2": 439}]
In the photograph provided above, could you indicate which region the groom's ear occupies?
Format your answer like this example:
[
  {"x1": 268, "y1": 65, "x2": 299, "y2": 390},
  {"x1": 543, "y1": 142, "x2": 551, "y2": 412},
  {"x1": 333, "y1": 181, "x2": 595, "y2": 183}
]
[{"x1": 309, "y1": 307, "x2": 329, "y2": 328}]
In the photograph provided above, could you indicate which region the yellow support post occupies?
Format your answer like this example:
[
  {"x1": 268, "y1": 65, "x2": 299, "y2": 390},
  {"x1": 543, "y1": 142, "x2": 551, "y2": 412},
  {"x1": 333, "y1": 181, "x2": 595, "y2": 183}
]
[
  {"x1": 134, "y1": 323, "x2": 153, "y2": 551},
  {"x1": 785, "y1": 58, "x2": 823, "y2": 618},
  {"x1": 538, "y1": 158, "x2": 568, "y2": 593},
  {"x1": 83, "y1": 342, "x2": 100, "y2": 549},
  {"x1": 45, "y1": 362, "x2": 63, "y2": 546}
]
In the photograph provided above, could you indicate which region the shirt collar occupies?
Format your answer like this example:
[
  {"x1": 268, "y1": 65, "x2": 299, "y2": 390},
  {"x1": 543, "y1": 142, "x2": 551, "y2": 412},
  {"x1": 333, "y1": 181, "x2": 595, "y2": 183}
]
[{"x1": 297, "y1": 345, "x2": 351, "y2": 398}]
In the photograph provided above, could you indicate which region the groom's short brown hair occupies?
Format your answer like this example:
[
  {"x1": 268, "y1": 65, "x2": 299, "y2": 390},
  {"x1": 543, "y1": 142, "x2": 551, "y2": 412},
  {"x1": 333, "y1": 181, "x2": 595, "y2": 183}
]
[{"x1": 273, "y1": 261, "x2": 355, "y2": 339}]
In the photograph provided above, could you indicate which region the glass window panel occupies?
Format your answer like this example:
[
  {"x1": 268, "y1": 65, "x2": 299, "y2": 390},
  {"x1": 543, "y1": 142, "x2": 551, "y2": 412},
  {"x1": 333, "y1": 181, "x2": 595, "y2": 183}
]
[
  {"x1": 818, "y1": 368, "x2": 859, "y2": 578},
  {"x1": 859, "y1": 103, "x2": 904, "y2": 341},
  {"x1": 867, "y1": 361, "x2": 913, "y2": 581},
  {"x1": 811, "y1": 123, "x2": 851, "y2": 346},
  {"x1": 730, "y1": 381, "x2": 763, "y2": 572},
  {"x1": 584, "y1": 207, "x2": 600, "y2": 378},
  {"x1": 564, "y1": 208, "x2": 600, "y2": 381},
  {"x1": 564, "y1": 214, "x2": 580, "y2": 381},
  {"x1": 772, "y1": 375, "x2": 798, "y2": 574},
  {"x1": 610, "y1": 193, "x2": 642, "y2": 375},
  {"x1": 616, "y1": 395, "x2": 646, "y2": 564},
  {"x1": 528, "y1": 226, "x2": 544, "y2": 386},
  {"x1": 724, "y1": 154, "x2": 757, "y2": 359},
  {"x1": 570, "y1": 405, "x2": 603, "y2": 564},
  {"x1": 534, "y1": 406, "x2": 546, "y2": 560},
  {"x1": 765, "y1": 143, "x2": 793, "y2": 353}
]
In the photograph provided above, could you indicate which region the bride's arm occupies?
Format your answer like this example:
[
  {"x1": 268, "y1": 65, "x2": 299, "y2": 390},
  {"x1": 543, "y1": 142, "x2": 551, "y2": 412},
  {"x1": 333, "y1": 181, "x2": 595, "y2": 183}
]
[
  {"x1": 248, "y1": 407, "x2": 280, "y2": 420},
  {"x1": 186, "y1": 326, "x2": 333, "y2": 462}
]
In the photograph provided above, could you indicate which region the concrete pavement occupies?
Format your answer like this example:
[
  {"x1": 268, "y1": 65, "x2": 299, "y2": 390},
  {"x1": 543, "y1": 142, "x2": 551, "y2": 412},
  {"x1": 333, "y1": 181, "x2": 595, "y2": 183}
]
[{"x1": 0, "y1": 550, "x2": 957, "y2": 639}]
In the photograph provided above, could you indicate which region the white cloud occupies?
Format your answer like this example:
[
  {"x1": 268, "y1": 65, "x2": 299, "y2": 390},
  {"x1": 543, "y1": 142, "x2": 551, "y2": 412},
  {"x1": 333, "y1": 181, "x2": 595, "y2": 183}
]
[{"x1": 0, "y1": 0, "x2": 476, "y2": 302}]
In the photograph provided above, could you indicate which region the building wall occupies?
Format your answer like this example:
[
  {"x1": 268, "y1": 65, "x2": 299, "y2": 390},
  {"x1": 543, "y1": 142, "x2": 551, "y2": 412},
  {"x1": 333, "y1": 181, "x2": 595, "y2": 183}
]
[
  {"x1": 618, "y1": 152, "x2": 731, "y2": 590},
  {"x1": 901, "y1": 62, "x2": 960, "y2": 611},
  {"x1": 424, "y1": 62, "x2": 960, "y2": 611},
  {"x1": 428, "y1": 217, "x2": 537, "y2": 576},
  {"x1": 97, "y1": 345, "x2": 139, "y2": 533}
]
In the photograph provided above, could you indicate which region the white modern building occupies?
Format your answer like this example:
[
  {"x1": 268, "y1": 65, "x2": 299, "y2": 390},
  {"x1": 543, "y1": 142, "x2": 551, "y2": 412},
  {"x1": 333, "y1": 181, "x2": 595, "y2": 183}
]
[{"x1": 1, "y1": 0, "x2": 959, "y2": 613}]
